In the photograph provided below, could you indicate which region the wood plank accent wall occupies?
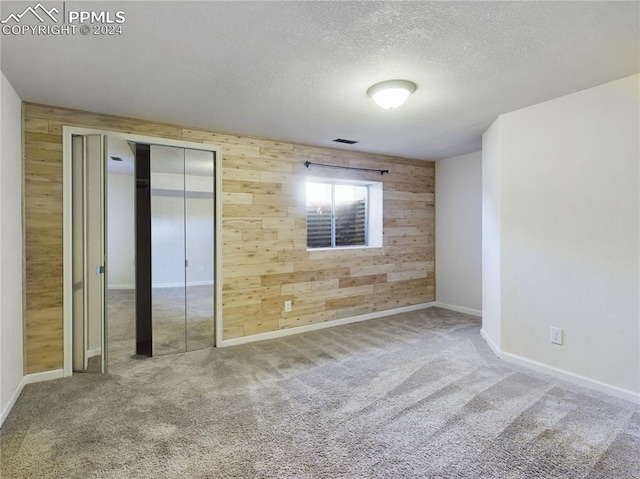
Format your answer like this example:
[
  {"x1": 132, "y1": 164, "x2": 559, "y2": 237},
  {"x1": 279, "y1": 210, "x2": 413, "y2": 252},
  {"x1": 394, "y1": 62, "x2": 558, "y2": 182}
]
[{"x1": 22, "y1": 103, "x2": 435, "y2": 374}]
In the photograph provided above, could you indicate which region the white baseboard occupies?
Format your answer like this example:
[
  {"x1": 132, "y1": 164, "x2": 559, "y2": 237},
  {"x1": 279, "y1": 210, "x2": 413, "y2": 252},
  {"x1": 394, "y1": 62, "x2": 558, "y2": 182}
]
[
  {"x1": 151, "y1": 281, "x2": 214, "y2": 289},
  {"x1": 480, "y1": 328, "x2": 501, "y2": 358},
  {"x1": 87, "y1": 348, "x2": 102, "y2": 358},
  {"x1": 500, "y1": 352, "x2": 640, "y2": 405},
  {"x1": 108, "y1": 284, "x2": 134, "y2": 290},
  {"x1": 479, "y1": 332, "x2": 639, "y2": 405},
  {"x1": 434, "y1": 301, "x2": 482, "y2": 317},
  {"x1": 0, "y1": 377, "x2": 26, "y2": 427},
  {"x1": 222, "y1": 302, "x2": 436, "y2": 347},
  {"x1": 1, "y1": 369, "x2": 65, "y2": 427},
  {"x1": 24, "y1": 369, "x2": 64, "y2": 384}
]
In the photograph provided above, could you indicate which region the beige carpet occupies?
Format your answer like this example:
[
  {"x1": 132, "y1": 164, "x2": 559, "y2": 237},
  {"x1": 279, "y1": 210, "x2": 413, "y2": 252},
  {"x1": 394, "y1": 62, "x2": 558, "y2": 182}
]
[{"x1": 1, "y1": 308, "x2": 639, "y2": 478}]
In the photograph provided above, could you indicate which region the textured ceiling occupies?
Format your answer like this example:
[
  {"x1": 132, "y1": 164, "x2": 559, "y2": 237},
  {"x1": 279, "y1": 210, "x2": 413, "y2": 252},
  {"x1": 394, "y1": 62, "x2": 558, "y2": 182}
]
[{"x1": 1, "y1": 1, "x2": 638, "y2": 160}]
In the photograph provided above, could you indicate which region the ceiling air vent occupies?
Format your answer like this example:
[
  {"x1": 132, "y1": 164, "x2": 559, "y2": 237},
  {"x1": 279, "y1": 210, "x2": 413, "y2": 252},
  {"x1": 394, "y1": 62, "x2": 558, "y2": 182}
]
[{"x1": 333, "y1": 138, "x2": 358, "y2": 145}]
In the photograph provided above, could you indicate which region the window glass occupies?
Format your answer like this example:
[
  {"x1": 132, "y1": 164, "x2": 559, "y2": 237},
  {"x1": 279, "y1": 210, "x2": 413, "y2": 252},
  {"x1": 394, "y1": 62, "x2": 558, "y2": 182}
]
[
  {"x1": 335, "y1": 184, "x2": 367, "y2": 247},
  {"x1": 306, "y1": 181, "x2": 371, "y2": 249},
  {"x1": 306, "y1": 182, "x2": 332, "y2": 248}
]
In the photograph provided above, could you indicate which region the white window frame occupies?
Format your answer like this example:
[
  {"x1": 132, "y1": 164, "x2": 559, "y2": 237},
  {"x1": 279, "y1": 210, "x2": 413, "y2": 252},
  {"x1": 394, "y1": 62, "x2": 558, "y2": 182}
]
[{"x1": 306, "y1": 177, "x2": 383, "y2": 251}]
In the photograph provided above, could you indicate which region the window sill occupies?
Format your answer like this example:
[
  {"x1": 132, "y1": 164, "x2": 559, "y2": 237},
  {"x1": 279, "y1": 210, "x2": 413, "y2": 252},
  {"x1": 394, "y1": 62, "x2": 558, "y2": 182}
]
[{"x1": 307, "y1": 244, "x2": 382, "y2": 252}]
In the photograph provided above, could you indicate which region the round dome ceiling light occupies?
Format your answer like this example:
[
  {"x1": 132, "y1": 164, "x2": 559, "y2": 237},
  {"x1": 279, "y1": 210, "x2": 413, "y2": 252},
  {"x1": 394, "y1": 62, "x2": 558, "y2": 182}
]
[{"x1": 367, "y1": 79, "x2": 417, "y2": 109}]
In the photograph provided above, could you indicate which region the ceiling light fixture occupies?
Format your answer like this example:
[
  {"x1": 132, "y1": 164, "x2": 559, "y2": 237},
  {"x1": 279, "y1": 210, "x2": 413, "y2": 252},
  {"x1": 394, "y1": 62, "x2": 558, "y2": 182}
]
[{"x1": 367, "y1": 79, "x2": 417, "y2": 109}]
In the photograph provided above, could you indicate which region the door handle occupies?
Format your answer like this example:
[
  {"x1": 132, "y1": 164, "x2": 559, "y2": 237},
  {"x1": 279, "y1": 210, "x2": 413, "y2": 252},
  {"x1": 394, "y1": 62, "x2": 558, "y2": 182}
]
[{"x1": 96, "y1": 265, "x2": 105, "y2": 275}]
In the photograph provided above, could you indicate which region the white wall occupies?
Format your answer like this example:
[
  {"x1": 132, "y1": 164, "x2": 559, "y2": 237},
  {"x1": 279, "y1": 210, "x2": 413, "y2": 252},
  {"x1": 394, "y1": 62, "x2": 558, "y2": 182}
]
[
  {"x1": 483, "y1": 74, "x2": 640, "y2": 401},
  {"x1": 107, "y1": 169, "x2": 215, "y2": 289},
  {"x1": 435, "y1": 151, "x2": 482, "y2": 315},
  {"x1": 151, "y1": 188, "x2": 215, "y2": 287},
  {"x1": 0, "y1": 72, "x2": 24, "y2": 425},
  {"x1": 185, "y1": 195, "x2": 215, "y2": 285},
  {"x1": 107, "y1": 172, "x2": 135, "y2": 288}
]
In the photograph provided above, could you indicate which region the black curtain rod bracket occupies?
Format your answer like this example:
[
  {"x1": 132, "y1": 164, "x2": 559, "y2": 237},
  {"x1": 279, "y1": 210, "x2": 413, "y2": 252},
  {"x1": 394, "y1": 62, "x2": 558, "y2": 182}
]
[{"x1": 304, "y1": 161, "x2": 389, "y2": 175}]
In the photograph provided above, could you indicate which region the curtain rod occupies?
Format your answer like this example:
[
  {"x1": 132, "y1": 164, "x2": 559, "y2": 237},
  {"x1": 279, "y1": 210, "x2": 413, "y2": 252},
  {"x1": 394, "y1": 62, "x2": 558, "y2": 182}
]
[{"x1": 304, "y1": 161, "x2": 389, "y2": 175}]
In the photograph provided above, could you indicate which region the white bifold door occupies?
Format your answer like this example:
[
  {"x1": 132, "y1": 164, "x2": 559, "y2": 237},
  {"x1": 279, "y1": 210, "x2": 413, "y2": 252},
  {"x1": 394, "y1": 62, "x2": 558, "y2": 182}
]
[{"x1": 71, "y1": 135, "x2": 107, "y2": 373}]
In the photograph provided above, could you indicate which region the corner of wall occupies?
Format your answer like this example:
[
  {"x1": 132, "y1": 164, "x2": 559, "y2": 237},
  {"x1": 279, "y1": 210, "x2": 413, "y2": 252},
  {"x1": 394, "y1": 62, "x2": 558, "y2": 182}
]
[
  {"x1": 480, "y1": 118, "x2": 503, "y2": 352},
  {"x1": 0, "y1": 72, "x2": 25, "y2": 427},
  {"x1": 434, "y1": 151, "x2": 483, "y2": 313}
]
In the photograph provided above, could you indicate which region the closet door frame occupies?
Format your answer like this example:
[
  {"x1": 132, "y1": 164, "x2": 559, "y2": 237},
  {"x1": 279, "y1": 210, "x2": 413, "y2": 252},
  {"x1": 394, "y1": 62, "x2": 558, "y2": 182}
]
[{"x1": 62, "y1": 127, "x2": 223, "y2": 378}]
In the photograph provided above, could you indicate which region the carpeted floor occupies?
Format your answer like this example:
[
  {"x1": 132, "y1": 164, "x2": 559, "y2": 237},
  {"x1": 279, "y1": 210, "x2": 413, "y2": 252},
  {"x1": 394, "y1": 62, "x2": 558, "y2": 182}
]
[{"x1": 1, "y1": 308, "x2": 639, "y2": 478}]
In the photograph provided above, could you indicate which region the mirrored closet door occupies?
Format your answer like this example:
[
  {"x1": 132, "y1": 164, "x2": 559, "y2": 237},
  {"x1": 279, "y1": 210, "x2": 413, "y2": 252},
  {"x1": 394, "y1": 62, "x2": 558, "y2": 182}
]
[
  {"x1": 184, "y1": 148, "x2": 215, "y2": 351},
  {"x1": 150, "y1": 145, "x2": 215, "y2": 356},
  {"x1": 71, "y1": 133, "x2": 216, "y2": 374},
  {"x1": 105, "y1": 136, "x2": 137, "y2": 369}
]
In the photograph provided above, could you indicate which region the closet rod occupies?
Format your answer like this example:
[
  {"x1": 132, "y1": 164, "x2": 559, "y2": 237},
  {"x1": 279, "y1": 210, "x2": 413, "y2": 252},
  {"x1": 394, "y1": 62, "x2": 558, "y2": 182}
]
[{"x1": 304, "y1": 161, "x2": 389, "y2": 175}]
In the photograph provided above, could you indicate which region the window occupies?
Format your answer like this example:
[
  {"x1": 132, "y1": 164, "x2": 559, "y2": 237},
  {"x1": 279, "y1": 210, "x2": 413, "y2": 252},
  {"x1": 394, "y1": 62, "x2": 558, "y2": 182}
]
[{"x1": 306, "y1": 179, "x2": 383, "y2": 249}]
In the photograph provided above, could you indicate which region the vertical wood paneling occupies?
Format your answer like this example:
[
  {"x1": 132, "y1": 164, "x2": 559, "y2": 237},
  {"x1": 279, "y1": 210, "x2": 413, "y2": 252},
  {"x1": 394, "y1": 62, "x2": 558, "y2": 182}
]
[{"x1": 22, "y1": 103, "x2": 435, "y2": 373}]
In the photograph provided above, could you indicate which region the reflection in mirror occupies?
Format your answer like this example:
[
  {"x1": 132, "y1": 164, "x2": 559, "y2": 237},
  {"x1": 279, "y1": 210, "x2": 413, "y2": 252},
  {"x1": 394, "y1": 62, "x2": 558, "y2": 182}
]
[
  {"x1": 185, "y1": 149, "x2": 215, "y2": 351},
  {"x1": 151, "y1": 145, "x2": 186, "y2": 356},
  {"x1": 106, "y1": 137, "x2": 137, "y2": 370}
]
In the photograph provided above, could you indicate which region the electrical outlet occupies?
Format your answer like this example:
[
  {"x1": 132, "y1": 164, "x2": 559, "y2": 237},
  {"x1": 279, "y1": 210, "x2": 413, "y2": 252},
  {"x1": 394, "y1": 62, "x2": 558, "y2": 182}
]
[
  {"x1": 550, "y1": 327, "x2": 563, "y2": 345},
  {"x1": 284, "y1": 300, "x2": 292, "y2": 312}
]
